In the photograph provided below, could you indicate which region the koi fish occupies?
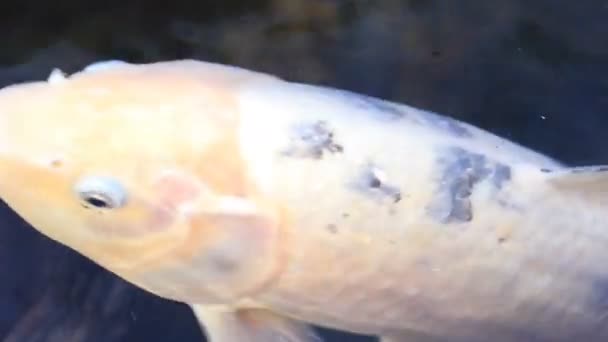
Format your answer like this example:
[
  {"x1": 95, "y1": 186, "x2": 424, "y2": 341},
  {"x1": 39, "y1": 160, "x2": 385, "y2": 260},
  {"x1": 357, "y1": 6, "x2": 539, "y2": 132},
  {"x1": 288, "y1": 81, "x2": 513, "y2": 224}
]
[{"x1": 0, "y1": 59, "x2": 607, "y2": 342}]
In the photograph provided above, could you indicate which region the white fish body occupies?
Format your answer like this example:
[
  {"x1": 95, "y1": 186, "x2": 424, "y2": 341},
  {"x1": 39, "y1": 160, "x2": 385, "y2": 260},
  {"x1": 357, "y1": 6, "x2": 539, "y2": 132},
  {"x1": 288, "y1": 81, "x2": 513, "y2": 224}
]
[
  {"x1": 230, "y1": 73, "x2": 608, "y2": 341},
  {"x1": 0, "y1": 60, "x2": 606, "y2": 342}
]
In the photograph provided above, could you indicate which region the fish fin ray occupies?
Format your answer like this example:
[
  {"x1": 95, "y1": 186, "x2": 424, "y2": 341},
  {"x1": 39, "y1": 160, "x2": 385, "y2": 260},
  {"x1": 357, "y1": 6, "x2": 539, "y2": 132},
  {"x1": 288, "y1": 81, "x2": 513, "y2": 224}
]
[{"x1": 191, "y1": 305, "x2": 323, "y2": 342}]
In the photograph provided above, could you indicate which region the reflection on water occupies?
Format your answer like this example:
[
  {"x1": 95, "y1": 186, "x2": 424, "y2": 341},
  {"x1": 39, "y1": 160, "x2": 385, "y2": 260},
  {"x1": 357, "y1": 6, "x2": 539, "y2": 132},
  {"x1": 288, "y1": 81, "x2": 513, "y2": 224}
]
[{"x1": 0, "y1": 0, "x2": 606, "y2": 341}]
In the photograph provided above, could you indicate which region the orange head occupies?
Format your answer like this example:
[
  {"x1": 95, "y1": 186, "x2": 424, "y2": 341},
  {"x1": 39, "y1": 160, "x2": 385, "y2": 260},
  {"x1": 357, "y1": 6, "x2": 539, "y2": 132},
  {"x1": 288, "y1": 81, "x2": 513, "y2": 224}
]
[{"x1": 0, "y1": 60, "x2": 286, "y2": 304}]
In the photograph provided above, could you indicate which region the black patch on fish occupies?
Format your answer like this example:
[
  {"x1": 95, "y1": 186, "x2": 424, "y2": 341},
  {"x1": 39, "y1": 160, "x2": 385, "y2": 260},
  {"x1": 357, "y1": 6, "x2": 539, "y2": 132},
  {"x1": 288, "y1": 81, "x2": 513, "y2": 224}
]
[
  {"x1": 350, "y1": 164, "x2": 402, "y2": 203},
  {"x1": 421, "y1": 111, "x2": 473, "y2": 138},
  {"x1": 282, "y1": 120, "x2": 343, "y2": 159},
  {"x1": 426, "y1": 146, "x2": 512, "y2": 223}
]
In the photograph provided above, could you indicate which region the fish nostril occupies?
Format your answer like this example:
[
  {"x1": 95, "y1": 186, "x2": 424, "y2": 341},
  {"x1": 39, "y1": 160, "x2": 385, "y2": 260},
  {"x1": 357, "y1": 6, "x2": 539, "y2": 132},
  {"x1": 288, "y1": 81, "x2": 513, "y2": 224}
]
[{"x1": 49, "y1": 159, "x2": 63, "y2": 168}]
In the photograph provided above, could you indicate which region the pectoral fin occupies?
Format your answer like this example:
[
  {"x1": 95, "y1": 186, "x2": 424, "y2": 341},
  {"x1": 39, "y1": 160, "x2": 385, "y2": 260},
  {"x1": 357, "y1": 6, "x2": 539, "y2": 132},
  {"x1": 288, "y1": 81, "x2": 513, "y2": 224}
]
[{"x1": 191, "y1": 305, "x2": 322, "y2": 342}]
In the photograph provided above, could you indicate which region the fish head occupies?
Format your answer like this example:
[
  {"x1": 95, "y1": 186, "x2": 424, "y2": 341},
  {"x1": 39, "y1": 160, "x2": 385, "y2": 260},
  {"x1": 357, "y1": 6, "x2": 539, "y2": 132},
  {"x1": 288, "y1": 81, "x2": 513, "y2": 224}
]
[{"x1": 0, "y1": 60, "x2": 286, "y2": 304}]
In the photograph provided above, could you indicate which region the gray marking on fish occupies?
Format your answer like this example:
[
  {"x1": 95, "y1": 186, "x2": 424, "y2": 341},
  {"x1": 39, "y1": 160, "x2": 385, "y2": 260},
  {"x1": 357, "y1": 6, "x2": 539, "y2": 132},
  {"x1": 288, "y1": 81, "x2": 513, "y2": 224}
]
[
  {"x1": 333, "y1": 88, "x2": 473, "y2": 137},
  {"x1": 566, "y1": 165, "x2": 608, "y2": 173},
  {"x1": 350, "y1": 164, "x2": 402, "y2": 203},
  {"x1": 206, "y1": 248, "x2": 240, "y2": 274},
  {"x1": 542, "y1": 165, "x2": 608, "y2": 175},
  {"x1": 495, "y1": 196, "x2": 525, "y2": 212},
  {"x1": 585, "y1": 276, "x2": 608, "y2": 319},
  {"x1": 282, "y1": 120, "x2": 343, "y2": 159},
  {"x1": 329, "y1": 88, "x2": 406, "y2": 120},
  {"x1": 326, "y1": 224, "x2": 338, "y2": 234},
  {"x1": 421, "y1": 111, "x2": 473, "y2": 138},
  {"x1": 426, "y1": 146, "x2": 512, "y2": 223},
  {"x1": 317, "y1": 85, "x2": 474, "y2": 139}
]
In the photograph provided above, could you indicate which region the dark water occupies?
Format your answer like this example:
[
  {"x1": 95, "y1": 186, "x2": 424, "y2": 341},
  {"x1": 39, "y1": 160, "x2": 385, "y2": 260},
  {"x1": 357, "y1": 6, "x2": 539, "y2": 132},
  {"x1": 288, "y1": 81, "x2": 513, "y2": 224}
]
[{"x1": 0, "y1": 0, "x2": 606, "y2": 341}]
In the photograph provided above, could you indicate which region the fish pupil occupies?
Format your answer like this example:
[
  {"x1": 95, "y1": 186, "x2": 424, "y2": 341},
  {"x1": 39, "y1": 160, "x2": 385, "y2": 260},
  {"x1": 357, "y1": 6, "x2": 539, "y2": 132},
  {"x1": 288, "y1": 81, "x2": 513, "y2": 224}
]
[{"x1": 83, "y1": 195, "x2": 110, "y2": 208}]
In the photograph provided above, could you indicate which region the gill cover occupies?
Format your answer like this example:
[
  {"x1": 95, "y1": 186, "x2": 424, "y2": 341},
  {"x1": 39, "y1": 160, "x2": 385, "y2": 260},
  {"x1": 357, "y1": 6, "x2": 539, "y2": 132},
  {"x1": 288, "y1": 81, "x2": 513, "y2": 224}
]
[{"x1": 124, "y1": 169, "x2": 286, "y2": 304}]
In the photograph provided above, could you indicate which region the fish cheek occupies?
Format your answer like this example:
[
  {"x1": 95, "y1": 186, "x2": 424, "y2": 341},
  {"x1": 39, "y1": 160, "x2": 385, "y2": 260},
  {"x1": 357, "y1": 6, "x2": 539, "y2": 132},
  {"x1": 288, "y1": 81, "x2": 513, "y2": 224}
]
[
  {"x1": 135, "y1": 172, "x2": 285, "y2": 299},
  {"x1": 171, "y1": 209, "x2": 285, "y2": 299}
]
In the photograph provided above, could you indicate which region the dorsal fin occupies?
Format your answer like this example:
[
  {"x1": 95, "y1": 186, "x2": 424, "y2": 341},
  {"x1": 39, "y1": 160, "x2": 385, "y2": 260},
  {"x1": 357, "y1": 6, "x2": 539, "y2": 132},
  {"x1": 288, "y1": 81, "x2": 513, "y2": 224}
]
[
  {"x1": 82, "y1": 60, "x2": 131, "y2": 73},
  {"x1": 543, "y1": 165, "x2": 608, "y2": 194}
]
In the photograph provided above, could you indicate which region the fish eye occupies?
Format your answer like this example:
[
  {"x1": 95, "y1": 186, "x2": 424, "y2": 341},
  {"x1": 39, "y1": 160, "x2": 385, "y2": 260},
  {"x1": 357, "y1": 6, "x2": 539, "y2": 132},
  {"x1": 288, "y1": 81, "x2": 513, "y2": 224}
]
[{"x1": 74, "y1": 176, "x2": 128, "y2": 209}]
